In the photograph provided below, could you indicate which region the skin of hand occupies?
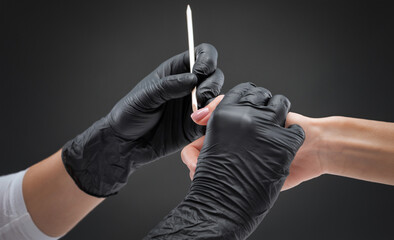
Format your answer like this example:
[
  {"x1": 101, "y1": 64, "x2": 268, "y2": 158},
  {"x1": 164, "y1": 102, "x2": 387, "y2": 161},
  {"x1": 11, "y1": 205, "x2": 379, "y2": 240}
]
[
  {"x1": 184, "y1": 99, "x2": 394, "y2": 190},
  {"x1": 62, "y1": 43, "x2": 224, "y2": 197},
  {"x1": 282, "y1": 112, "x2": 324, "y2": 190}
]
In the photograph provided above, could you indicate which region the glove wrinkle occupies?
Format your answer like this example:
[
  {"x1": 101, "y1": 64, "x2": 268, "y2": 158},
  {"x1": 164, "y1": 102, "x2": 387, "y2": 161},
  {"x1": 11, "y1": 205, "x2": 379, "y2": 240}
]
[
  {"x1": 145, "y1": 83, "x2": 304, "y2": 239},
  {"x1": 61, "y1": 43, "x2": 223, "y2": 197}
]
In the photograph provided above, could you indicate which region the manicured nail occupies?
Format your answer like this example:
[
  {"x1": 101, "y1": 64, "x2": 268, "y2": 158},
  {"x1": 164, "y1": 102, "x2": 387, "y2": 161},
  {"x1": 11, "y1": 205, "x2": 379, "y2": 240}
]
[{"x1": 191, "y1": 107, "x2": 209, "y2": 121}]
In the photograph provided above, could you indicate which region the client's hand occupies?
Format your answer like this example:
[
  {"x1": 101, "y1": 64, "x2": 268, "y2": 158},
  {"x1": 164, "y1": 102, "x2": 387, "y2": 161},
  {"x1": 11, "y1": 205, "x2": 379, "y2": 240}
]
[{"x1": 180, "y1": 95, "x2": 222, "y2": 179}]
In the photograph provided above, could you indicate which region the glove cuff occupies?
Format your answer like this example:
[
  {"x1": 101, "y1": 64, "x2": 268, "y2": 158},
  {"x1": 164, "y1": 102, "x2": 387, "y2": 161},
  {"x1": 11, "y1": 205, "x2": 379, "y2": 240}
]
[{"x1": 62, "y1": 117, "x2": 134, "y2": 197}]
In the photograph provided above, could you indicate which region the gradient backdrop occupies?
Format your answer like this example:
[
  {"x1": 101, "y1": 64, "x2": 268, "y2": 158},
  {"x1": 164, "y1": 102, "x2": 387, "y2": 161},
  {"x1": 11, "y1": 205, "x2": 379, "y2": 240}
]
[{"x1": 1, "y1": 0, "x2": 394, "y2": 239}]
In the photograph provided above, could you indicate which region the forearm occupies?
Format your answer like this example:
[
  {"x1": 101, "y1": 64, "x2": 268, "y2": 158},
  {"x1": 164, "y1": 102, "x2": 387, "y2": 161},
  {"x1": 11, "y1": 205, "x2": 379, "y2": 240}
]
[
  {"x1": 319, "y1": 116, "x2": 394, "y2": 185},
  {"x1": 22, "y1": 150, "x2": 104, "y2": 237}
]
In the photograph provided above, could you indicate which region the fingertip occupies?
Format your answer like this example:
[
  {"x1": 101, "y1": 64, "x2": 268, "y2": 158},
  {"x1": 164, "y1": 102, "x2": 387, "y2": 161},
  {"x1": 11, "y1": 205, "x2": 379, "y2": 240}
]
[
  {"x1": 193, "y1": 43, "x2": 218, "y2": 77},
  {"x1": 267, "y1": 94, "x2": 291, "y2": 126},
  {"x1": 196, "y1": 43, "x2": 218, "y2": 60},
  {"x1": 276, "y1": 94, "x2": 291, "y2": 112},
  {"x1": 192, "y1": 111, "x2": 210, "y2": 126},
  {"x1": 192, "y1": 95, "x2": 224, "y2": 125},
  {"x1": 288, "y1": 124, "x2": 306, "y2": 147},
  {"x1": 197, "y1": 43, "x2": 217, "y2": 53},
  {"x1": 213, "y1": 94, "x2": 225, "y2": 102},
  {"x1": 288, "y1": 124, "x2": 305, "y2": 135},
  {"x1": 191, "y1": 107, "x2": 210, "y2": 122}
]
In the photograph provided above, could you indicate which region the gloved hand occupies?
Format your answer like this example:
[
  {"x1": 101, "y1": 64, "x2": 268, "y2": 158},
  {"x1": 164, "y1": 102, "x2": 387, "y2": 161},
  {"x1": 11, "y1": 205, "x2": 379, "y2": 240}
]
[
  {"x1": 145, "y1": 82, "x2": 305, "y2": 239},
  {"x1": 62, "y1": 43, "x2": 224, "y2": 197}
]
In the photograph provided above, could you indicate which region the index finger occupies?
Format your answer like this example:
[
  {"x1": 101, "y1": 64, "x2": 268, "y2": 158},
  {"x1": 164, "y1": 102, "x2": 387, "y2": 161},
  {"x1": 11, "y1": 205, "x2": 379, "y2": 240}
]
[
  {"x1": 193, "y1": 43, "x2": 218, "y2": 81},
  {"x1": 266, "y1": 94, "x2": 291, "y2": 126},
  {"x1": 156, "y1": 43, "x2": 218, "y2": 78},
  {"x1": 181, "y1": 136, "x2": 205, "y2": 180}
]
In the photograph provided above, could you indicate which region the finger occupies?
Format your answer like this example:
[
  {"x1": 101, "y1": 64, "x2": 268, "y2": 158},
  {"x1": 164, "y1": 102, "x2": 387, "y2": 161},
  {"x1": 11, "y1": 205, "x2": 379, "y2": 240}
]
[
  {"x1": 156, "y1": 43, "x2": 218, "y2": 78},
  {"x1": 219, "y1": 82, "x2": 257, "y2": 106},
  {"x1": 181, "y1": 136, "x2": 205, "y2": 180},
  {"x1": 181, "y1": 135, "x2": 205, "y2": 155},
  {"x1": 238, "y1": 86, "x2": 272, "y2": 106},
  {"x1": 147, "y1": 73, "x2": 197, "y2": 108},
  {"x1": 196, "y1": 68, "x2": 224, "y2": 108},
  {"x1": 287, "y1": 124, "x2": 306, "y2": 149},
  {"x1": 191, "y1": 95, "x2": 224, "y2": 125},
  {"x1": 266, "y1": 94, "x2": 291, "y2": 126},
  {"x1": 193, "y1": 43, "x2": 218, "y2": 80}
]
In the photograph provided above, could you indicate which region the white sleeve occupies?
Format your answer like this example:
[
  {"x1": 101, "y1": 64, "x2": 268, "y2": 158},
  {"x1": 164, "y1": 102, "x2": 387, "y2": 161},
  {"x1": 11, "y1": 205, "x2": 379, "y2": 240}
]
[{"x1": 0, "y1": 170, "x2": 59, "y2": 240}]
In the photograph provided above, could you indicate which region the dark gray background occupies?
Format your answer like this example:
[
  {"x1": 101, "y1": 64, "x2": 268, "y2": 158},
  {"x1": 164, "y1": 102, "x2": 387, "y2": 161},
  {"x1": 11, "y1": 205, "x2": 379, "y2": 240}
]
[{"x1": 1, "y1": 0, "x2": 394, "y2": 239}]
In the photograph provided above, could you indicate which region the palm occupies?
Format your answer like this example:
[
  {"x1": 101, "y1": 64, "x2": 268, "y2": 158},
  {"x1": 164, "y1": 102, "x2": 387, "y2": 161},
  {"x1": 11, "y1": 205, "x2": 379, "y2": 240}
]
[
  {"x1": 106, "y1": 43, "x2": 223, "y2": 168},
  {"x1": 137, "y1": 96, "x2": 203, "y2": 161}
]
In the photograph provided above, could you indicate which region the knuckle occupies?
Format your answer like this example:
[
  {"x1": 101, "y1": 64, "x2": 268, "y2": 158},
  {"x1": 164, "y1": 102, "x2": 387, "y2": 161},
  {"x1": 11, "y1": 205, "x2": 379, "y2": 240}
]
[{"x1": 212, "y1": 107, "x2": 254, "y2": 133}]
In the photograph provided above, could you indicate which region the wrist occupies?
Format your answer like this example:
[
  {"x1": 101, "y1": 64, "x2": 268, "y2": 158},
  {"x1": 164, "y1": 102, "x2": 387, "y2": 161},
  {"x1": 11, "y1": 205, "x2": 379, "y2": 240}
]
[
  {"x1": 62, "y1": 118, "x2": 129, "y2": 197},
  {"x1": 315, "y1": 116, "x2": 347, "y2": 176},
  {"x1": 288, "y1": 113, "x2": 328, "y2": 177}
]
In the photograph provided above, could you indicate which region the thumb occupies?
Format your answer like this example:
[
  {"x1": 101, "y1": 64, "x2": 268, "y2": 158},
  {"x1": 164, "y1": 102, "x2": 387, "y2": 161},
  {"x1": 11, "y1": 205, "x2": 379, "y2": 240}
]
[{"x1": 150, "y1": 73, "x2": 198, "y2": 108}]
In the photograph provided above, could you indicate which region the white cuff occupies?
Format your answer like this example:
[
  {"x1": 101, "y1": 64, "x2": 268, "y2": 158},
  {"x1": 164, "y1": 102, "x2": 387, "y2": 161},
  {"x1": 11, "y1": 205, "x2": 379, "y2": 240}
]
[{"x1": 0, "y1": 170, "x2": 59, "y2": 240}]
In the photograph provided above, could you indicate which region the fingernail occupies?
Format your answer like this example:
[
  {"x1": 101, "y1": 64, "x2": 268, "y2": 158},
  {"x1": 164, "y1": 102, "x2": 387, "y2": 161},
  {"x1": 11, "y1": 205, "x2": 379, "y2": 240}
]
[{"x1": 191, "y1": 107, "x2": 209, "y2": 121}]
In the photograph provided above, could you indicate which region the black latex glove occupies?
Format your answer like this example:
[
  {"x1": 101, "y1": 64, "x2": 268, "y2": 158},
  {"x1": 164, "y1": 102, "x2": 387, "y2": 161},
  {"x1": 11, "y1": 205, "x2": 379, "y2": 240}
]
[
  {"x1": 145, "y1": 82, "x2": 305, "y2": 239},
  {"x1": 62, "y1": 43, "x2": 224, "y2": 197}
]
